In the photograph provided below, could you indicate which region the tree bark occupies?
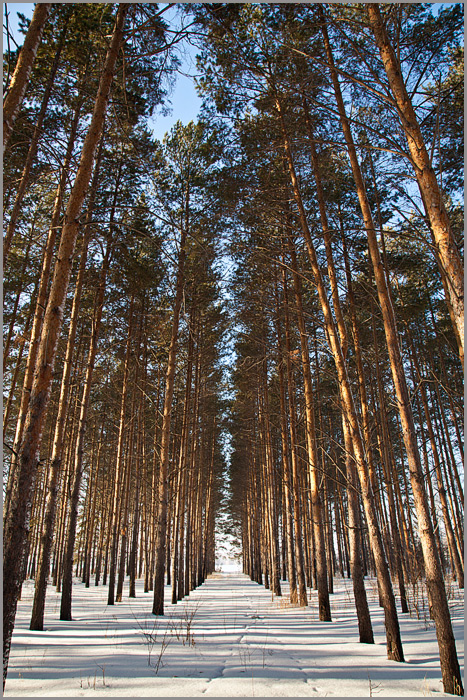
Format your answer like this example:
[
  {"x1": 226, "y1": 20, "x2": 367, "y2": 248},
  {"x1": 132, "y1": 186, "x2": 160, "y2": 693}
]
[
  {"x1": 3, "y1": 15, "x2": 71, "y2": 261},
  {"x1": 367, "y1": 3, "x2": 464, "y2": 369},
  {"x1": 3, "y1": 3, "x2": 51, "y2": 148}
]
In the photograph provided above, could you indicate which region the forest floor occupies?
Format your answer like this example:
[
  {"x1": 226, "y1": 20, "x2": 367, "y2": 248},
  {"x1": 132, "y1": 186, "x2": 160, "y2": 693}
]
[{"x1": 4, "y1": 571, "x2": 464, "y2": 697}]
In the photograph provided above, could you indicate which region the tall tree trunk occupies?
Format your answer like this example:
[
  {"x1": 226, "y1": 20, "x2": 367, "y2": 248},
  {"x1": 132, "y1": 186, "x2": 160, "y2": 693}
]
[
  {"x1": 371, "y1": 321, "x2": 410, "y2": 613},
  {"x1": 116, "y1": 430, "x2": 133, "y2": 603},
  {"x1": 107, "y1": 297, "x2": 135, "y2": 605},
  {"x1": 3, "y1": 7, "x2": 128, "y2": 683},
  {"x1": 3, "y1": 3, "x2": 51, "y2": 148},
  {"x1": 287, "y1": 236, "x2": 331, "y2": 618},
  {"x1": 259, "y1": 351, "x2": 282, "y2": 597},
  {"x1": 274, "y1": 278, "x2": 298, "y2": 604},
  {"x1": 152, "y1": 226, "x2": 187, "y2": 615},
  {"x1": 342, "y1": 416, "x2": 374, "y2": 643},
  {"x1": 367, "y1": 4, "x2": 464, "y2": 369},
  {"x1": 147, "y1": 365, "x2": 163, "y2": 593},
  {"x1": 3, "y1": 15, "x2": 71, "y2": 261},
  {"x1": 172, "y1": 318, "x2": 194, "y2": 604},
  {"x1": 280, "y1": 269, "x2": 307, "y2": 605},
  {"x1": 84, "y1": 421, "x2": 105, "y2": 587},
  {"x1": 130, "y1": 322, "x2": 148, "y2": 596},
  {"x1": 129, "y1": 403, "x2": 143, "y2": 598}
]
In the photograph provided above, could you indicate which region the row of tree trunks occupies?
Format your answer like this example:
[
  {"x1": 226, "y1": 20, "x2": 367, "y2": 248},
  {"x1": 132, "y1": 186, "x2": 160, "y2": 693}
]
[
  {"x1": 4, "y1": 95, "x2": 84, "y2": 521},
  {"x1": 320, "y1": 17, "x2": 463, "y2": 692},
  {"x1": 275, "y1": 92, "x2": 404, "y2": 663},
  {"x1": 4, "y1": 6, "x2": 462, "y2": 698},
  {"x1": 2, "y1": 6, "x2": 130, "y2": 685}
]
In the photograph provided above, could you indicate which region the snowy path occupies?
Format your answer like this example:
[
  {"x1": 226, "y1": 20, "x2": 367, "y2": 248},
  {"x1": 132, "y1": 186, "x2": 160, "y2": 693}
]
[{"x1": 4, "y1": 572, "x2": 464, "y2": 696}]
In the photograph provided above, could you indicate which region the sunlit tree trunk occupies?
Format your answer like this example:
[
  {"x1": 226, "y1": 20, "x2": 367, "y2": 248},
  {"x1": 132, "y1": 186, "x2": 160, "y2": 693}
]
[
  {"x1": 172, "y1": 318, "x2": 194, "y2": 603},
  {"x1": 116, "y1": 420, "x2": 134, "y2": 603},
  {"x1": 108, "y1": 296, "x2": 135, "y2": 605},
  {"x1": 342, "y1": 416, "x2": 375, "y2": 642},
  {"x1": 260, "y1": 351, "x2": 282, "y2": 597},
  {"x1": 280, "y1": 264, "x2": 308, "y2": 606},
  {"x1": 367, "y1": 4, "x2": 464, "y2": 370},
  {"x1": 84, "y1": 421, "x2": 105, "y2": 588},
  {"x1": 288, "y1": 234, "x2": 331, "y2": 616},
  {"x1": 129, "y1": 329, "x2": 147, "y2": 598},
  {"x1": 3, "y1": 3, "x2": 51, "y2": 149},
  {"x1": 371, "y1": 320, "x2": 409, "y2": 613},
  {"x1": 4, "y1": 98, "x2": 84, "y2": 521},
  {"x1": 29, "y1": 134, "x2": 104, "y2": 631},
  {"x1": 3, "y1": 16, "x2": 72, "y2": 261},
  {"x1": 274, "y1": 277, "x2": 298, "y2": 604},
  {"x1": 185, "y1": 338, "x2": 201, "y2": 597}
]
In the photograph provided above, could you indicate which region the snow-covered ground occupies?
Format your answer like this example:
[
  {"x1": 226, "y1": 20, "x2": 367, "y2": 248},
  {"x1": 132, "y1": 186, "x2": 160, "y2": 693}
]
[{"x1": 5, "y1": 572, "x2": 464, "y2": 697}]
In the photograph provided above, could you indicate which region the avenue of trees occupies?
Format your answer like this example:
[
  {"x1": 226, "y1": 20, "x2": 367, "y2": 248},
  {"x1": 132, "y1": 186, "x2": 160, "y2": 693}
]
[{"x1": 3, "y1": 3, "x2": 464, "y2": 696}]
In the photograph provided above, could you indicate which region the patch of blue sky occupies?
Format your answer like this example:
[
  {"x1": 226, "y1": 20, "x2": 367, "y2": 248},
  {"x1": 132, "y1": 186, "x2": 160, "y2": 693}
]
[
  {"x1": 148, "y1": 4, "x2": 203, "y2": 141},
  {"x1": 3, "y1": 2, "x2": 33, "y2": 47}
]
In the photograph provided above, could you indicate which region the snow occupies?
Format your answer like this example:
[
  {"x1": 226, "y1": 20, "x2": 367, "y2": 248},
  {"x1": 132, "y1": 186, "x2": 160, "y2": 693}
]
[{"x1": 4, "y1": 572, "x2": 464, "y2": 697}]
